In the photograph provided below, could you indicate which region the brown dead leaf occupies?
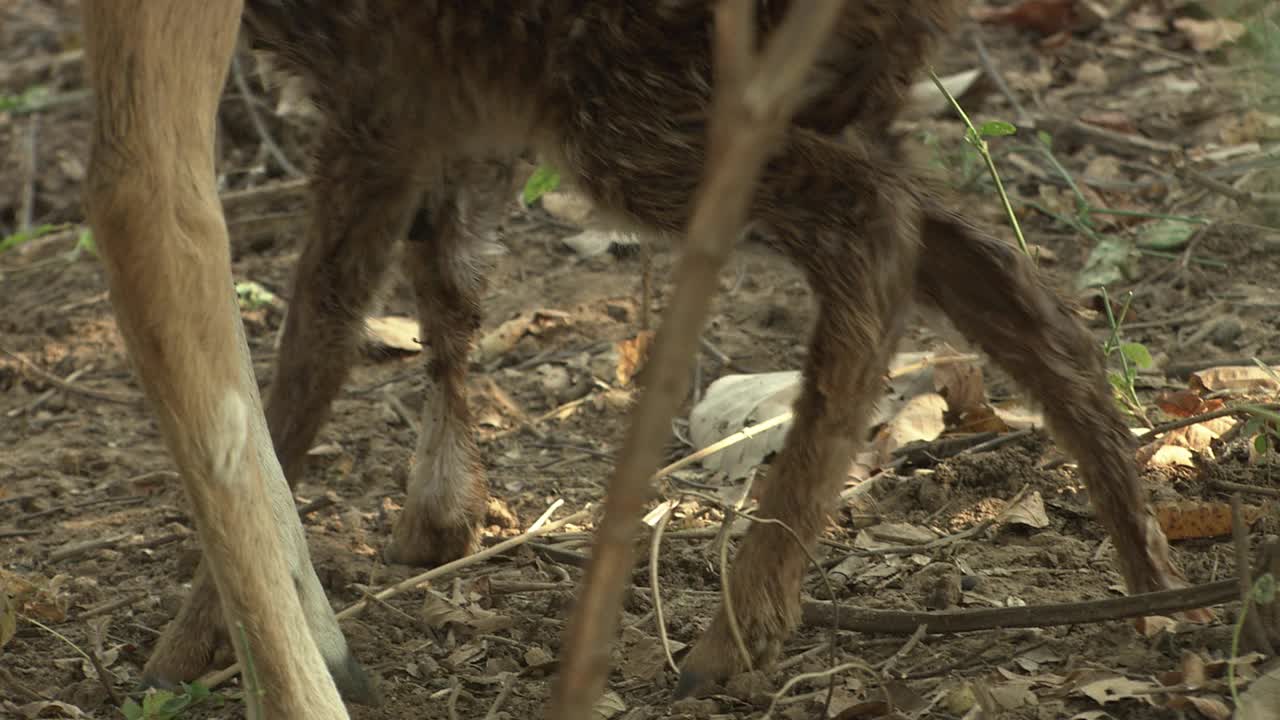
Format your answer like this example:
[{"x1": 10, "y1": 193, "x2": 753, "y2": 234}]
[
  {"x1": 421, "y1": 592, "x2": 513, "y2": 634},
  {"x1": 999, "y1": 491, "x2": 1051, "y2": 530},
  {"x1": 0, "y1": 570, "x2": 70, "y2": 623},
  {"x1": 1154, "y1": 389, "x2": 1222, "y2": 418},
  {"x1": 952, "y1": 403, "x2": 1012, "y2": 434},
  {"x1": 1155, "y1": 500, "x2": 1263, "y2": 541},
  {"x1": 1190, "y1": 365, "x2": 1280, "y2": 393},
  {"x1": 475, "y1": 309, "x2": 572, "y2": 363},
  {"x1": 1173, "y1": 17, "x2": 1247, "y2": 53},
  {"x1": 1078, "y1": 110, "x2": 1138, "y2": 134},
  {"x1": 934, "y1": 357, "x2": 986, "y2": 417},
  {"x1": 615, "y1": 330, "x2": 654, "y2": 387},
  {"x1": 1078, "y1": 674, "x2": 1157, "y2": 705},
  {"x1": 971, "y1": 0, "x2": 1082, "y2": 36}
]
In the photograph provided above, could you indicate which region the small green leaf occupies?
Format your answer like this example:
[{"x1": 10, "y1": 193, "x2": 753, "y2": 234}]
[
  {"x1": 119, "y1": 698, "x2": 143, "y2": 720},
  {"x1": 979, "y1": 120, "x2": 1017, "y2": 138},
  {"x1": 1076, "y1": 235, "x2": 1134, "y2": 290},
  {"x1": 521, "y1": 165, "x2": 561, "y2": 207},
  {"x1": 1256, "y1": 432, "x2": 1270, "y2": 455},
  {"x1": 235, "y1": 280, "x2": 278, "y2": 311},
  {"x1": 1136, "y1": 218, "x2": 1197, "y2": 251},
  {"x1": 1119, "y1": 342, "x2": 1153, "y2": 370},
  {"x1": 76, "y1": 229, "x2": 97, "y2": 256},
  {"x1": 1253, "y1": 573, "x2": 1277, "y2": 604},
  {"x1": 1037, "y1": 130, "x2": 1054, "y2": 148},
  {"x1": 0, "y1": 223, "x2": 58, "y2": 253}
]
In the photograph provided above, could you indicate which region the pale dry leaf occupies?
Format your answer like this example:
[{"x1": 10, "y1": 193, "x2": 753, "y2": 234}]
[
  {"x1": 1235, "y1": 660, "x2": 1280, "y2": 720},
  {"x1": 905, "y1": 68, "x2": 982, "y2": 118},
  {"x1": 1000, "y1": 491, "x2": 1050, "y2": 530},
  {"x1": 688, "y1": 371, "x2": 800, "y2": 480},
  {"x1": 1173, "y1": 17, "x2": 1247, "y2": 53},
  {"x1": 1184, "y1": 696, "x2": 1231, "y2": 720},
  {"x1": 933, "y1": 357, "x2": 986, "y2": 417},
  {"x1": 364, "y1": 316, "x2": 421, "y2": 353},
  {"x1": 871, "y1": 392, "x2": 948, "y2": 464},
  {"x1": 1190, "y1": 365, "x2": 1280, "y2": 393},
  {"x1": 0, "y1": 590, "x2": 14, "y2": 649},
  {"x1": 6, "y1": 700, "x2": 90, "y2": 718},
  {"x1": 475, "y1": 309, "x2": 572, "y2": 363},
  {"x1": 592, "y1": 690, "x2": 627, "y2": 720},
  {"x1": 1078, "y1": 675, "x2": 1157, "y2": 705},
  {"x1": 540, "y1": 189, "x2": 596, "y2": 227}
]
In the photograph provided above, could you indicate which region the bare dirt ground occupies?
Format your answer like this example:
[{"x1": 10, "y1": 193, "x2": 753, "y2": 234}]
[{"x1": 4, "y1": 1, "x2": 1280, "y2": 719}]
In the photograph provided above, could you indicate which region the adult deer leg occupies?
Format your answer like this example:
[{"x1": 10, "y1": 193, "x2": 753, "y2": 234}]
[{"x1": 82, "y1": 2, "x2": 359, "y2": 717}]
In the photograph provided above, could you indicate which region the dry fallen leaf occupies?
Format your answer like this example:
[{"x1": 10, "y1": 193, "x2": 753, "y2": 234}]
[
  {"x1": 933, "y1": 356, "x2": 986, "y2": 417},
  {"x1": 1155, "y1": 500, "x2": 1263, "y2": 541},
  {"x1": 614, "y1": 330, "x2": 654, "y2": 387},
  {"x1": 363, "y1": 315, "x2": 422, "y2": 353},
  {"x1": 688, "y1": 371, "x2": 799, "y2": 481},
  {"x1": 971, "y1": 0, "x2": 1085, "y2": 36},
  {"x1": 1154, "y1": 389, "x2": 1223, "y2": 418},
  {"x1": 1173, "y1": 17, "x2": 1247, "y2": 53},
  {"x1": 475, "y1": 308, "x2": 572, "y2": 363},
  {"x1": 1190, "y1": 365, "x2": 1280, "y2": 393},
  {"x1": 1000, "y1": 491, "x2": 1051, "y2": 530},
  {"x1": 871, "y1": 392, "x2": 948, "y2": 464},
  {"x1": 1077, "y1": 674, "x2": 1157, "y2": 706}
]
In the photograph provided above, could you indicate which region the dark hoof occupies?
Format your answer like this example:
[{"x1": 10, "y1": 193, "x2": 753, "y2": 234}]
[
  {"x1": 330, "y1": 652, "x2": 382, "y2": 706},
  {"x1": 674, "y1": 667, "x2": 709, "y2": 699}
]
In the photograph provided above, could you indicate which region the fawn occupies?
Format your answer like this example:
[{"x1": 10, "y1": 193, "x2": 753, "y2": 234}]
[{"x1": 80, "y1": 1, "x2": 1192, "y2": 717}]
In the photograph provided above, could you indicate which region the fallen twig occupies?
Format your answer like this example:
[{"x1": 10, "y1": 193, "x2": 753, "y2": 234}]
[
  {"x1": 1, "y1": 348, "x2": 141, "y2": 405},
  {"x1": 801, "y1": 578, "x2": 1239, "y2": 634}
]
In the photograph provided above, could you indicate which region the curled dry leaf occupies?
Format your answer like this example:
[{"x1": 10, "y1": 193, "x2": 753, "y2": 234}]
[
  {"x1": 870, "y1": 392, "x2": 948, "y2": 464},
  {"x1": 1190, "y1": 365, "x2": 1280, "y2": 393},
  {"x1": 614, "y1": 330, "x2": 654, "y2": 387},
  {"x1": 999, "y1": 491, "x2": 1050, "y2": 530},
  {"x1": 970, "y1": 0, "x2": 1093, "y2": 37},
  {"x1": 1154, "y1": 389, "x2": 1223, "y2": 418},
  {"x1": 688, "y1": 371, "x2": 800, "y2": 480},
  {"x1": 1173, "y1": 17, "x2": 1247, "y2": 53},
  {"x1": 475, "y1": 308, "x2": 572, "y2": 363},
  {"x1": 364, "y1": 315, "x2": 422, "y2": 353},
  {"x1": 1154, "y1": 500, "x2": 1263, "y2": 541},
  {"x1": 421, "y1": 592, "x2": 513, "y2": 634}
]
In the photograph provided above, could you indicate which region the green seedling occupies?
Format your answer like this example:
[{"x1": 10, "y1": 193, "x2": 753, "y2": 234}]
[
  {"x1": 521, "y1": 164, "x2": 561, "y2": 207},
  {"x1": 1099, "y1": 288, "x2": 1152, "y2": 424},
  {"x1": 120, "y1": 683, "x2": 223, "y2": 720}
]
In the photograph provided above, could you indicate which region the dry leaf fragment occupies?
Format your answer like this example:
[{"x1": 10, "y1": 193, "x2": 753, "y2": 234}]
[
  {"x1": 1190, "y1": 365, "x2": 1280, "y2": 393},
  {"x1": 1173, "y1": 17, "x2": 1247, "y2": 53},
  {"x1": 1155, "y1": 500, "x2": 1263, "y2": 541},
  {"x1": 971, "y1": 0, "x2": 1087, "y2": 36},
  {"x1": 614, "y1": 330, "x2": 654, "y2": 387},
  {"x1": 1000, "y1": 491, "x2": 1051, "y2": 530},
  {"x1": 1078, "y1": 674, "x2": 1157, "y2": 705},
  {"x1": 364, "y1": 315, "x2": 422, "y2": 353},
  {"x1": 871, "y1": 391, "x2": 948, "y2": 464},
  {"x1": 475, "y1": 308, "x2": 572, "y2": 363}
]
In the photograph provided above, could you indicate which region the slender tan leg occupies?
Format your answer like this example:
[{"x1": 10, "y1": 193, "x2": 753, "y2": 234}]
[
  {"x1": 679, "y1": 132, "x2": 921, "y2": 691},
  {"x1": 82, "y1": 3, "x2": 355, "y2": 716}
]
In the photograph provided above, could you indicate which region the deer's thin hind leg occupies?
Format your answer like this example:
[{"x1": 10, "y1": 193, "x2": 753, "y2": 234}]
[
  {"x1": 265, "y1": 129, "x2": 424, "y2": 487},
  {"x1": 82, "y1": 1, "x2": 361, "y2": 716},
  {"x1": 678, "y1": 133, "x2": 922, "y2": 692},
  {"x1": 385, "y1": 190, "x2": 489, "y2": 566},
  {"x1": 916, "y1": 205, "x2": 1190, "y2": 596}
]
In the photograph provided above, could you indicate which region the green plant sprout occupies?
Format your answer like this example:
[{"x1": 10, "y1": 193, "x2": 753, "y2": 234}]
[
  {"x1": 120, "y1": 683, "x2": 223, "y2": 720},
  {"x1": 928, "y1": 69, "x2": 1029, "y2": 257}
]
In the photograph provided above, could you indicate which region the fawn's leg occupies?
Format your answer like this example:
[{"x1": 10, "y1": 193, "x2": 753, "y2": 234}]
[
  {"x1": 679, "y1": 133, "x2": 921, "y2": 692},
  {"x1": 384, "y1": 193, "x2": 489, "y2": 565},
  {"x1": 915, "y1": 203, "x2": 1190, "y2": 596},
  {"x1": 82, "y1": 2, "x2": 363, "y2": 716},
  {"x1": 264, "y1": 130, "x2": 423, "y2": 485}
]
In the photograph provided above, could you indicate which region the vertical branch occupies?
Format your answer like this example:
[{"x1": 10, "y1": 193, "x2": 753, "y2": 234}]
[{"x1": 546, "y1": 3, "x2": 847, "y2": 719}]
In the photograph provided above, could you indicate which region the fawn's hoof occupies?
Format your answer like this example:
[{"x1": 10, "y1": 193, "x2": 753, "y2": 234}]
[
  {"x1": 674, "y1": 613, "x2": 786, "y2": 698},
  {"x1": 328, "y1": 650, "x2": 382, "y2": 706},
  {"x1": 384, "y1": 512, "x2": 481, "y2": 566}
]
